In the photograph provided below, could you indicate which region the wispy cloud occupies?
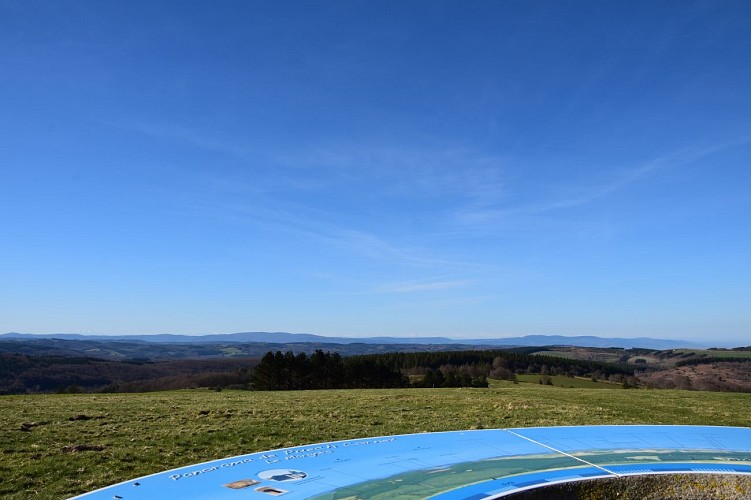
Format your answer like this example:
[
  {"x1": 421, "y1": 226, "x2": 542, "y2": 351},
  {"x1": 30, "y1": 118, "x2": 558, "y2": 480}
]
[
  {"x1": 192, "y1": 187, "x2": 488, "y2": 273},
  {"x1": 454, "y1": 138, "x2": 751, "y2": 228},
  {"x1": 542, "y1": 140, "x2": 750, "y2": 211},
  {"x1": 268, "y1": 144, "x2": 510, "y2": 205},
  {"x1": 126, "y1": 120, "x2": 512, "y2": 207},
  {"x1": 124, "y1": 122, "x2": 513, "y2": 268},
  {"x1": 375, "y1": 278, "x2": 477, "y2": 294},
  {"x1": 333, "y1": 229, "x2": 490, "y2": 269},
  {"x1": 128, "y1": 121, "x2": 258, "y2": 160}
]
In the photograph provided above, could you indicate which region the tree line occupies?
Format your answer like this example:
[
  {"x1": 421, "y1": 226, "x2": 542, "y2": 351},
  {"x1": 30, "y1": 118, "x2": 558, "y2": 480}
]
[
  {"x1": 249, "y1": 348, "x2": 638, "y2": 391},
  {"x1": 361, "y1": 349, "x2": 635, "y2": 379},
  {"x1": 675, "y1": 356, "x2": 751, "y2": 367},
  {"x1": 251, "y1": 350, "x2": 408, "y2": 390}
]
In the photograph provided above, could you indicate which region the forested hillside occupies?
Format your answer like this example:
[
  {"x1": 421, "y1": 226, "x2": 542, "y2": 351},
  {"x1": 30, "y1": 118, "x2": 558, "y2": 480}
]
[
  {"x1": 1, "y1": 348, "x2": 639, "y2": 394},
  {"x1": 0, "y1": 353, "x2": 254, "y2": 394}
]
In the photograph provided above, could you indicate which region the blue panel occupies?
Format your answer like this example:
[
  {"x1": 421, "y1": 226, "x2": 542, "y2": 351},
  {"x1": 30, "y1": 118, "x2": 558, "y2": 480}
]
[{"x1": 71, "y1": 426, "x2": 751, "y2": 500}]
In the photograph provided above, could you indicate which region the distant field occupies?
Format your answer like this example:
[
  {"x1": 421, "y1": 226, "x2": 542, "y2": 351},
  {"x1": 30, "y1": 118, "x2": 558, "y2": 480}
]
[
  {"x1": 2, "y1": 386, "x2": 750, "y2": 499},
  {"x1": 677, "y1": 349, "x2": 751, "y2": 359},
  {"x1": 530, "y1": 348, "x2": 628, "y2": 364},
  {"x1": 628, "y1": 355, "x2": 662, "y2": 365},
  {"x1": 531, "y1": 350, "x2": 578, "y2": 359},
  {"x1": 514, "y1": 374, "x2": 620, "y2": 389}
]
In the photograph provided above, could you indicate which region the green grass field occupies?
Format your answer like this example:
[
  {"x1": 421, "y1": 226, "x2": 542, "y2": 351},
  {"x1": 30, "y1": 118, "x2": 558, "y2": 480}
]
[
  {"x1": 2, "y1": 385, "x2": 750, "y2": 499},
  {"x1": 530, "y1": 350, "x2": 580, "y2": 359},
  {"x1": 675, "y1": 349, "x2": 751, "y2": 359},
  {"x1": 514, "y1": 373, "x2": 620, "y2": 388}
]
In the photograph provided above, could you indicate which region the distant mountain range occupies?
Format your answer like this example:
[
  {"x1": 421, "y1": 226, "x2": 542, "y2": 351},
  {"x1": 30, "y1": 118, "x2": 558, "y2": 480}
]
[{"x1": 0, "y1": 331, "x2": 724, "y2": 350}]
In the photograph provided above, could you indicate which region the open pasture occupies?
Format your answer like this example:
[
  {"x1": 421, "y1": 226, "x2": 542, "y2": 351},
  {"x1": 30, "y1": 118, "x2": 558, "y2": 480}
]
[
  {"x1": 514, "y1": 374, "x2": 620, "y2": 388},
  {"x1": 2, "y1": 385, "x2": 750, "y2": 499}
]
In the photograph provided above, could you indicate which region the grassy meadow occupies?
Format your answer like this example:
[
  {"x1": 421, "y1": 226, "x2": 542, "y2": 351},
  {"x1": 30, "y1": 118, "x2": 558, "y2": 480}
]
[
  {"x1": 2, "y1": 383, "x2": 750, "y2": 499},
  {"x1": 514, "y1": 374, "x2": 620, "y2": 388},
  {"x1": 674, "y1": 348, "x2": 751, "y2": 359}
]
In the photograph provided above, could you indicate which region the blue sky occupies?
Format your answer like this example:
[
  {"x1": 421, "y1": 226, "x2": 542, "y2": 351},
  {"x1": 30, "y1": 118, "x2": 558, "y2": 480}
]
[{"x1": 2, "y1": 1, "x2": 750, "y2": 342}]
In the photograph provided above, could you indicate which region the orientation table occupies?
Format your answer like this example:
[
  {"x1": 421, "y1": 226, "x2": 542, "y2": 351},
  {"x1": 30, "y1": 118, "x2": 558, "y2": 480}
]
[{"x1": 72, "y1": 425, "x2": 751, "y2": 499}]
